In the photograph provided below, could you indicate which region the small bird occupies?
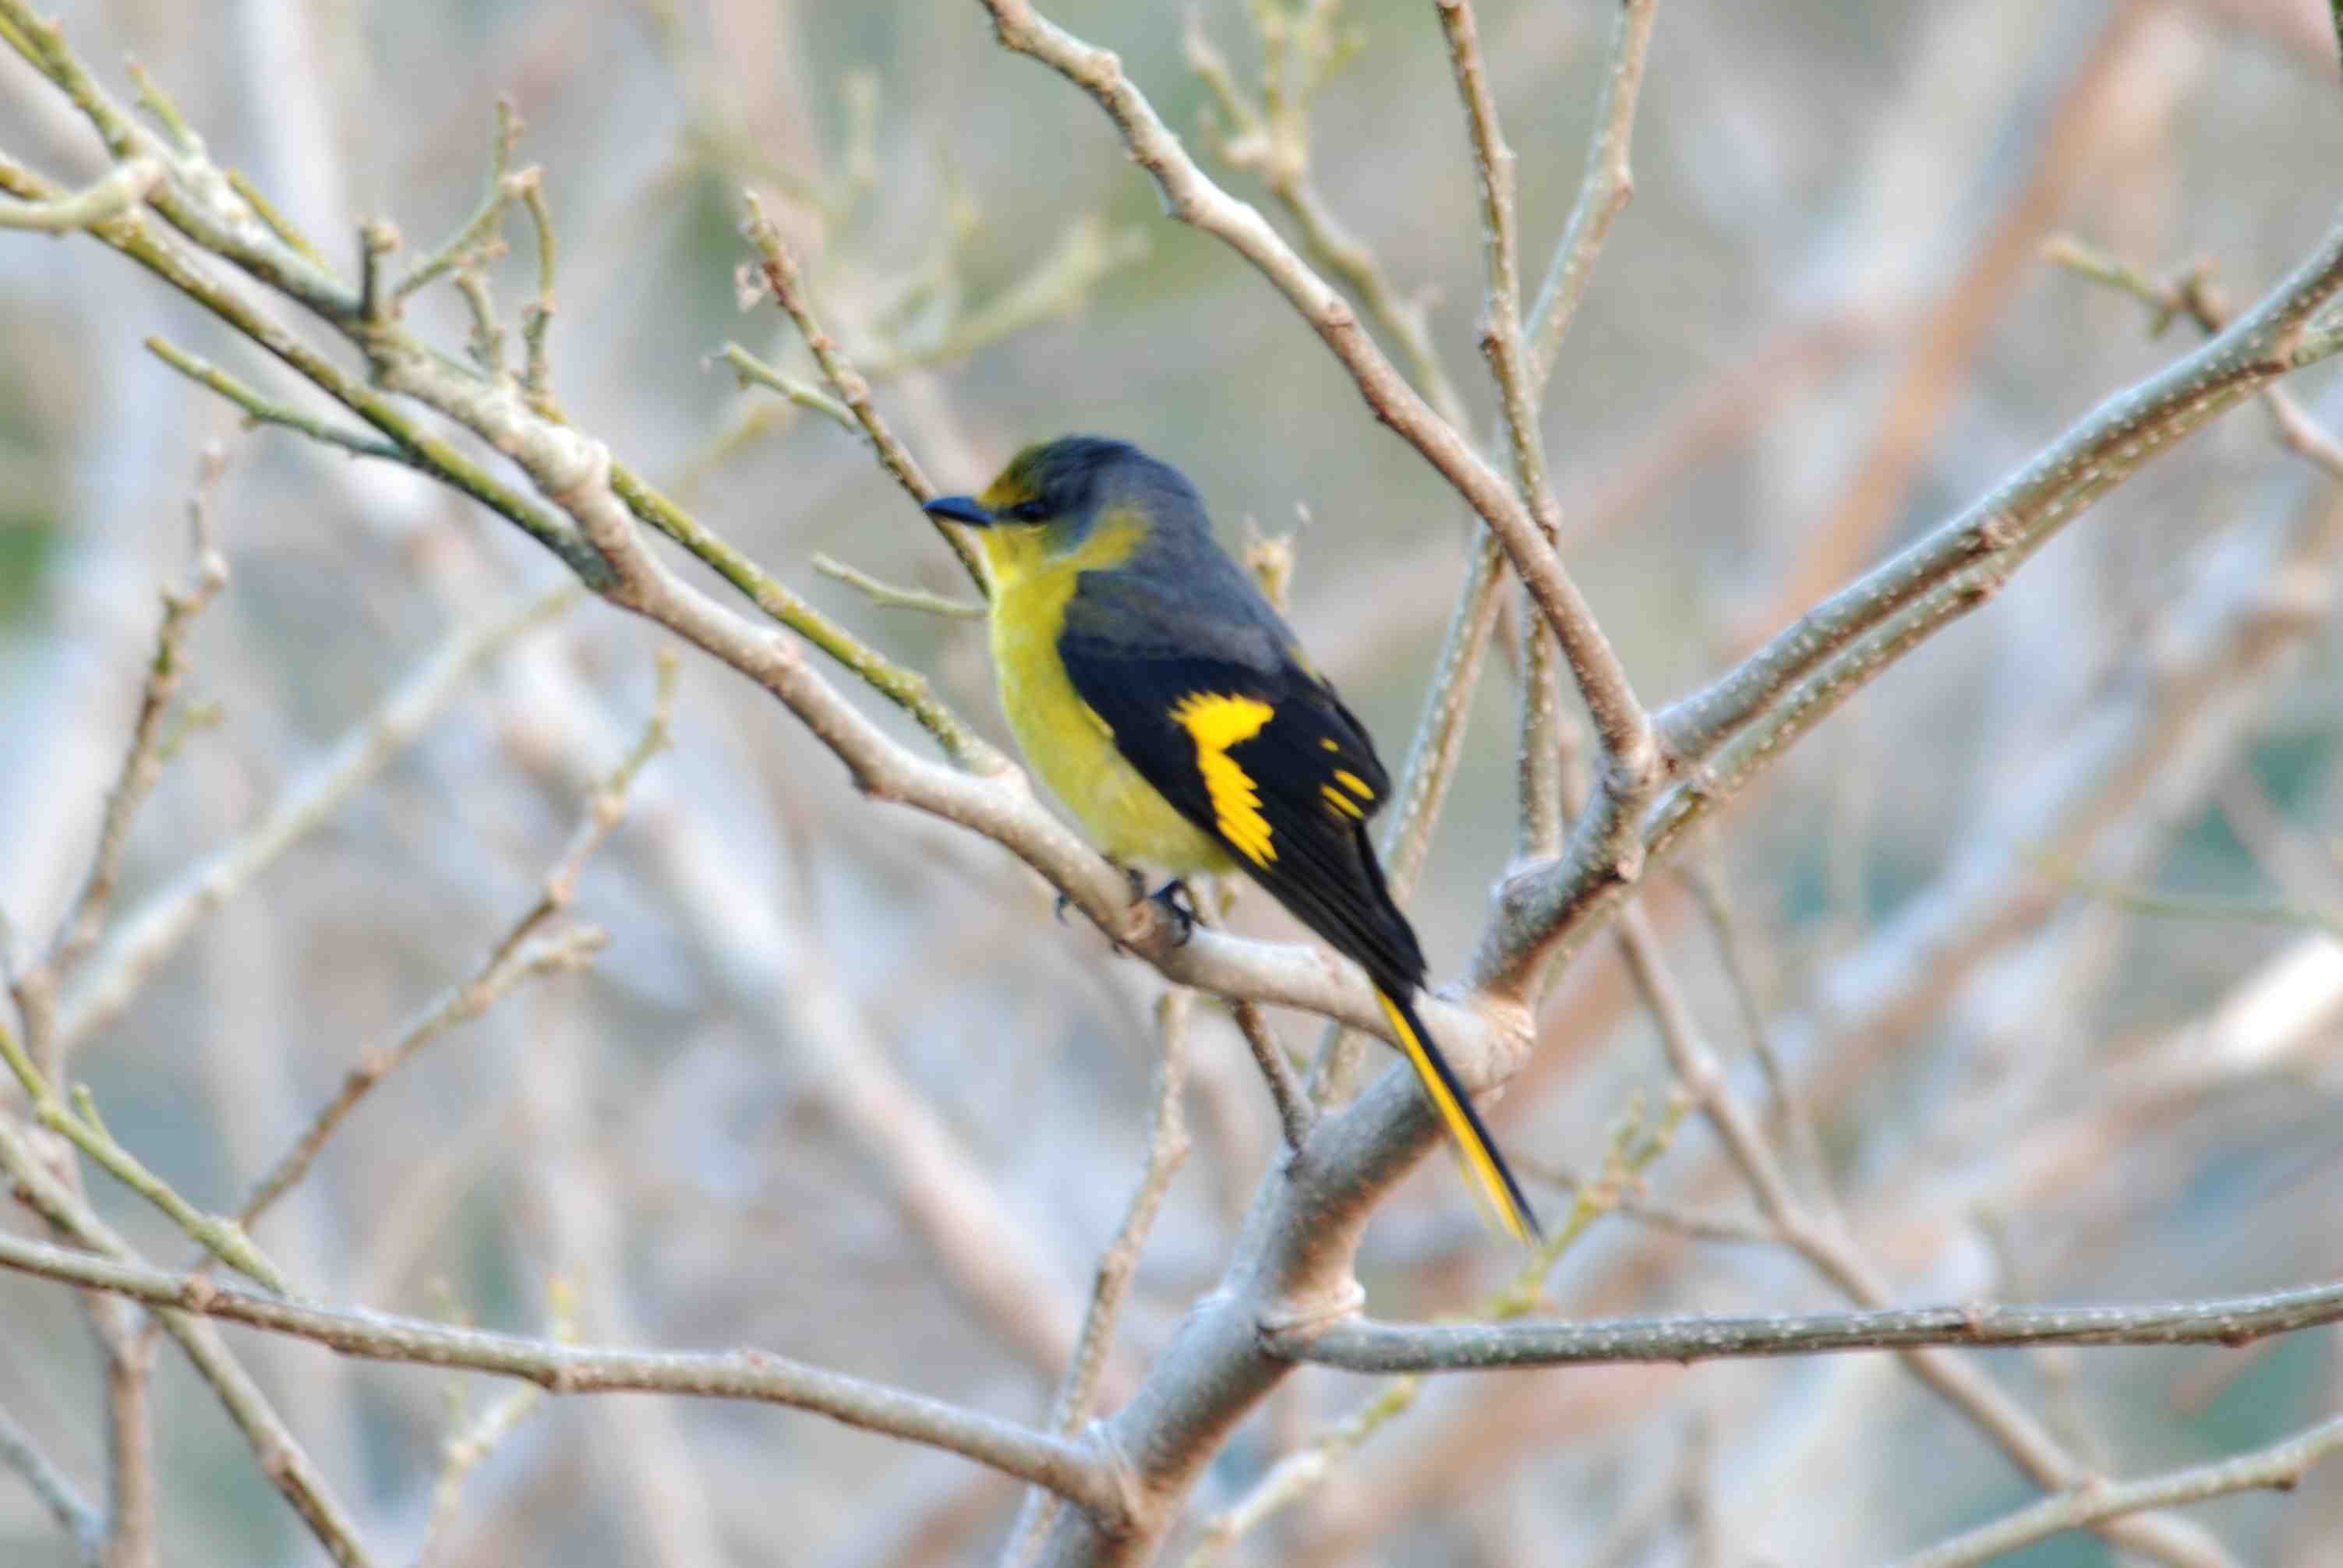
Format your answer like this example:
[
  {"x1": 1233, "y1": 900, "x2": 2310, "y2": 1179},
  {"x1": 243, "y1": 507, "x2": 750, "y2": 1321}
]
[{"x1": 925, "y1": 436, "x2": 1540, "y2": 1243}]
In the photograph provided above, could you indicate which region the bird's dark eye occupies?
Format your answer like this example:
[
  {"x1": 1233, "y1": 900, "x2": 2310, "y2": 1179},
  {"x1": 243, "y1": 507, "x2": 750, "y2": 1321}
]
[{"x1": 1005, "y1": 500, "x2": 1048, "y2": 523}]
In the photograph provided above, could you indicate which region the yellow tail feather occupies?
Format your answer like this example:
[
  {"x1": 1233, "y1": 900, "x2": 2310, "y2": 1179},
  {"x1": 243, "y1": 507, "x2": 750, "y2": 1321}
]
[{"x1": 1375, "y1": 988, "x2": 1538, "y2": 1245}]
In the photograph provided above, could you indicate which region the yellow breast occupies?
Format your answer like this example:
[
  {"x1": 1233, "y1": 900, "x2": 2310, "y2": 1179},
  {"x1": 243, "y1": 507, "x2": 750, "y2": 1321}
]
[{"x1": 981, "y1": 525, "x2": 1229, "y2": 874}]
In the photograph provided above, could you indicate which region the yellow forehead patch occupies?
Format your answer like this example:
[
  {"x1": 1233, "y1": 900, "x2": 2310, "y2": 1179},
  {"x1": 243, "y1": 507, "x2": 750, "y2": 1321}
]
[
  {"x1": 977, "y1": 475, "x2": 1037, "y2": 513},
  {"x1": 1171, "y1": 693, "x2": 1277, "y2": 865}
]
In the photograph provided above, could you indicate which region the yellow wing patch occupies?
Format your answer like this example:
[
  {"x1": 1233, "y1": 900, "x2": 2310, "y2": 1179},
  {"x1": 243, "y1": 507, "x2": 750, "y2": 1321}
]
[
  {"x1": 1333, "y1": 768, "x2": 1375, "y2": 801},
  {"x1": 1321, "y1": 783, "x2": 1366, "y2": 819},
  {"x1": 1170, "y1": 693, "x2": 1278, "y2": 866}
]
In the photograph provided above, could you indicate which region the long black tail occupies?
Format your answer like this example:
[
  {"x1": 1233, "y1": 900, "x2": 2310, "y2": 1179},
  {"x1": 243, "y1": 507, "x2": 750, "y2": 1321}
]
[{"x1": 1373, "y1": 986, "x2": 1542, "y2": 1244}]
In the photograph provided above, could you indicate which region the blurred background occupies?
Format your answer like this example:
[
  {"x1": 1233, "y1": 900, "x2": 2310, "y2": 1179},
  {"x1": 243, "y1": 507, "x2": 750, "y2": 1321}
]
[{"x1": 4, "y1": 0, "x2": 2343, "y2": 1563}]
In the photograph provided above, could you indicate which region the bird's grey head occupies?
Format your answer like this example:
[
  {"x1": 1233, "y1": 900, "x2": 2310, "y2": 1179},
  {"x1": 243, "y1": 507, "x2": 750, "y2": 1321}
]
[{"x1": 923, "y1": 436, "x2": 1210, "y2": 557}]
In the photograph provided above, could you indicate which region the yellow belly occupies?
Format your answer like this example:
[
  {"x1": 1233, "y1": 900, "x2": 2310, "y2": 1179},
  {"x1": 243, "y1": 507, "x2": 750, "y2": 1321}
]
[{"x1": 991, "y1": 588, "x2": 1229, "y2": 874}]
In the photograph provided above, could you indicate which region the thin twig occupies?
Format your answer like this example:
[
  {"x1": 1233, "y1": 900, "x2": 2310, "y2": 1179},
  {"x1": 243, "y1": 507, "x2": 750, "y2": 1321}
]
[
  {"x1": 12, "y1": 448, "x2": 229, "y2": 1075},
  {"x1": 1181, "y1": 5, "x2": 1468, "y2": 428},
  {"x1": 715, "y1": 341, "x2": 856, "y2": 432},
  {"x1": 2047, "y1": 231, "x2": 2343, "y2": 479},
  {"x1": 1484, "y1": 203, "x2": 2343, "y2": 1000},
  {"x1": 1513, "y1": 1157, "x2": 1775, "y2": 1246},
  {"x1": 1436, "y1": 0, "x2": 1583, "y2": 867},
  {"x1": 57, "y1": 585, "x2": 579, "y2": 1051},
  {"x1": 2029, "y1": 847, "x2": 2343, "y2": 942},
  {"x1": 1525, "y1": 0, "x2": 1659, "y2": 387},
  {"x1": 235, "y1": 926, "x2": 604, "y2": 1229},
  {"x1": 391, "y1": 99, "x2": 523, "y2": 303},
  {"x1": 1008, "y1": 987, "x2": 1193, "y2": 1561},
  {"x1": 604, "y1": 457, "x2": 1001, "y2": 765},
  {"x1": 413, "y1": 1280, "x2": 576, "y2": 1567},
  {"x1": 1445, "y1": 0, "x2": 1656, "y2": 813},
  {"x1": 740, "y1": 197, "x2": 984, "y2": 588},
  {"x1": 1609, "y1": 905, "x2": 2234, "y2": 1566},
  {"x1": 0, "y1": 154, "x2": 158, "y2": 231},
  {"x1": 1896, "y1": 1411, "x2": 2343, "y2": 1568},
  {"x1": 862, "y1": 214, "x2": 1148, "y2": 378},
  {"x1": 239, "y1": 652, "x2": 672, "y2": 1224},
  {"x1": 1190, "y1": 896, "x2": 1315, "y2": 1149},
  {"x1": 147, "y1": 337, "x2": 411, "y2": 461},
  {"x1": 1224, "y1": 994, "x2": 1314, "y2": 1150},
  {"x1": 509, "y1": 164, "x2": 557, "y2": 402},
  {"x1": 452, "y1": 257, "x2": 507, "y2": 381},
  {"x1": 811, "y1": 553, "x2": 985, "y2": 619},
  {"x1": 0, "y1": 1400, "x2": 101, "y2": 1564},
  {"x1": 0, "y1": 1019, "x2": 290, "y2": 1291},
  {"x1": 1677, "y1": 856, "x2": 1834, "y2": 1205}
]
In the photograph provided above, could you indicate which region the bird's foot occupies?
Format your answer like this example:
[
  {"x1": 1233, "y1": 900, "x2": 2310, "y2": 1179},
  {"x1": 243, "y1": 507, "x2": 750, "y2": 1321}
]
[{"x1": 1147, "y1": 878, "x2": 1199, "y2": 947}]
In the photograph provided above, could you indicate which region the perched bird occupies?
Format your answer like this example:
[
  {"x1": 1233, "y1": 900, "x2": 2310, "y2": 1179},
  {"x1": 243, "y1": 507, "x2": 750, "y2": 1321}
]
[{"x1": 925, "y1": 436, "x2": 1540, "y2": 1243}]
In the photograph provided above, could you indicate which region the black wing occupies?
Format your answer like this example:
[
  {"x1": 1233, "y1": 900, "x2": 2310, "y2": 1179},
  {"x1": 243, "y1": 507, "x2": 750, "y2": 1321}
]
[{"x1": 1058, "y1": 568, "x2": 1425, "y2": 992}]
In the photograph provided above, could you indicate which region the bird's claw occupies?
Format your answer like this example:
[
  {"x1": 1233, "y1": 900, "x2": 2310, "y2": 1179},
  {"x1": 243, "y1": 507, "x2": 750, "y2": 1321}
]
[{"x1": 1147, "y1": 878, "x2": 1199, "y2": 947}]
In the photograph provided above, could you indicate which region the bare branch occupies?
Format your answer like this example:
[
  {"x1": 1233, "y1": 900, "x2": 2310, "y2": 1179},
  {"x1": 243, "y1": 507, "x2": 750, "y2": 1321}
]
[
  {"x1": 1191, "y1": 1093, "x2": 1688, "y2": 1563},
  {"x1": 2047, "y1": 231, "x2": 2343, "y2": 477},
  {"x1": 1610, "y1": 902, "x2": 2235, "y2": 1566},
  {"x1": 1652, "y1": 207, "x2": 2343, "y2": 772},
  {"x1": 1272, "y1": 1279, "x2": 2343, "y2": 1372},
  {"x1": 1897, "y1": 1411, "x2": 2343, "y2": 1568},
  {"x1": 0, "y1": 1121, "x2": 381, "y2": 1567},
  {"x1": 1479, "y1": 203, "x2": 2343, "y2": 998},
  {"x1": 0, "y1": 10, "x2": 1498, "y2": 1096},
  {"x1": 0, "y1": 1223, "x2": 1132, "y2": 1527}
]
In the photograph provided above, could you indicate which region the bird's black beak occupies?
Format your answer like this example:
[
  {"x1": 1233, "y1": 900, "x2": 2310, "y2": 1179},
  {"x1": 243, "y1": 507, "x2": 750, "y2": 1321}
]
[{"x1": 923, "y1": 495, "x2": 994, "y2": 528}]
